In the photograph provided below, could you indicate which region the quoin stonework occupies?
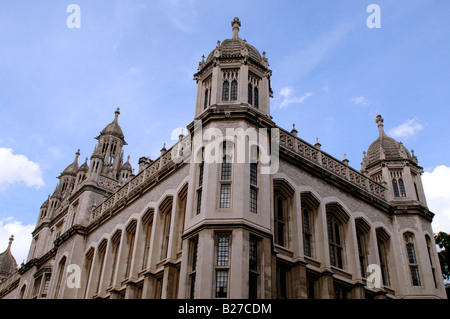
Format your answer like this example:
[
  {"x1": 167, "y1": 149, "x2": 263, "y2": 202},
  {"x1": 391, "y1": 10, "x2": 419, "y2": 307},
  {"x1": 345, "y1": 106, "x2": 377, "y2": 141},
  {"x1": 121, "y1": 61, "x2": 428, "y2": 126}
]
[{"x1": 0, "y1": 18, "x2": 446, "y2": 299}]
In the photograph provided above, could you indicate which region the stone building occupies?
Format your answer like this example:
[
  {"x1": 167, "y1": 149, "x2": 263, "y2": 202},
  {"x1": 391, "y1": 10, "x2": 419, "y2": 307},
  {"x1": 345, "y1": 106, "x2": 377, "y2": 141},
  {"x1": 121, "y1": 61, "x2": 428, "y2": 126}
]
[{"x1": 0, "y1": 18, "x2": 446, "y2": 299}]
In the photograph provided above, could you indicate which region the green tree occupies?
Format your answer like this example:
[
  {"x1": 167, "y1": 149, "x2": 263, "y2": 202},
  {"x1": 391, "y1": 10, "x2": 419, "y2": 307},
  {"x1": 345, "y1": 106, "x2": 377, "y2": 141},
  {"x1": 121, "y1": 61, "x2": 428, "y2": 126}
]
[{"x1": 434, "y1": 232, "x2": 450, "y2": 280}]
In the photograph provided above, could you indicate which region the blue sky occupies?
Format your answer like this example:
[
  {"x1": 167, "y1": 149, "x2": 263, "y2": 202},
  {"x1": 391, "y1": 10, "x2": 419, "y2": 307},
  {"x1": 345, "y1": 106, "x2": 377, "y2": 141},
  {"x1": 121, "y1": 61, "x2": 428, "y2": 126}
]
[{"x1": 1, "y1": 0, "x2": 450, "y2": 263}]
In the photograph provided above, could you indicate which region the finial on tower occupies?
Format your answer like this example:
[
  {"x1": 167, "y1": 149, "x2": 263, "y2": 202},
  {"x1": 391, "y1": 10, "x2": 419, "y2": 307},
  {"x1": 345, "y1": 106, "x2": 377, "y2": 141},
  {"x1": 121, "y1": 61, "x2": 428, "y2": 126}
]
[
  {"x1": 7, "y1": 235, "x2": 14, "y2": 250},
  {"x1": 115, "y1": 107, "x2": 120, "y2": 120},
  {"x1": 76, "y1": 149, "x2": 80, "y2": 158},
  {"x1": 231, "y1": 17, "x2": 241, "y2": 39},
  {"x1": 375, "y1": 115, "x2": 385, "y2": 137}
]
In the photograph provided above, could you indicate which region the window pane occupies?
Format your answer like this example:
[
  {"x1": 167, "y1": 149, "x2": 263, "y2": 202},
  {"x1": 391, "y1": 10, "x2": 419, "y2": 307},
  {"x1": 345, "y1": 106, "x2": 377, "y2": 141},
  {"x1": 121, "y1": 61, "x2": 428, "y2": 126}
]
[
  {"x1": 250, "y1": 187, "x2": 258, "y2": 213},
  {"x1": 392, "y1": 179, "x2": 400, "y2": 197},
  {"x1": 254, "y1": 87, "x2": 259, "y2": 108},
  {"x1": 198, "y1": 163, "x2": 204, "y2": 187},
  {"x1": 230, "y1": 80, "x2": 238, "y2": 101},
  {"x1": 250, "y1": 163, "x2": 258, "y2": 186},
  {"x1": 249, "y1": 238, "x2": 258, "y2": 271},
  {"x1": 215, "y1": 270, "x2": 228, "y2": 298},
  {"x1": 407, "y1": 244, "x2": 417, "y2": 264},
  {"x1": 220, "y1": 184, "x2": 231, "y2": 208},
  {"x1": 410, "y1": 266, "x2": 421, "y2": 286},
  {"x1": 399, "y1": 178, "x2": 407, "y2": 197},
  {"x1": 221, "y1": 157, "x2": 232, "y2": 180},
  {"x1": 248, "y1": 83, "x2": 253, "y2": 105},
  {"x1": 304, "y1": 234, "x2": 312, "y2": 257},
  {"x1": 196, "y1": 190, "x2": 202, "y2": 215},
  {"x1": 222, "y1": 81, "x2": 229, "y2": 101},
  {"x1": 217, "y1": 235, "x2": 230, "y2": 266},
  {"x1": 204, "y1": 89, "x2": 208, "y2": 109}
]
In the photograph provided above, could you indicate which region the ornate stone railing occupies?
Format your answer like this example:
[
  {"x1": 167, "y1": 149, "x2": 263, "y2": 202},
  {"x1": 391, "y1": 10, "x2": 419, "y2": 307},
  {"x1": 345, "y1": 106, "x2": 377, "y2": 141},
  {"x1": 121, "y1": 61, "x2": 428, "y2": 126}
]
[
  {"x1": 279, "y1": 129, "x2": 386, "y2": 200},
  {"x1": 90, "y1": 136, "x2": 191, "y2": 223}
]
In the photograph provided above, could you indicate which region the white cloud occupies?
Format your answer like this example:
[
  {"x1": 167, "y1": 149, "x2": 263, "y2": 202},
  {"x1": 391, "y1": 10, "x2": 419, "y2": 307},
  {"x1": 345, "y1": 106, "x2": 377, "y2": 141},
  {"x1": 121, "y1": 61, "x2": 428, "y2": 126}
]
[
  {"x1": 387, "y1": 118, "x2": 424, "y2": 140},
  {"x1": 0, "y1": 217, "x2": 34, "y2": 266},
  {"x1": 422, "y1": 165, "x2": 450, "y2": 234},
  {"x1": 351, "y1": 96, "x2": 370, "y2": 105},
  {"x1": 0, "y1": 148, "x2": 45, "y2": 189},
  {"x1": 278, "y1": 87, "x2": 313, "y2": 109}
]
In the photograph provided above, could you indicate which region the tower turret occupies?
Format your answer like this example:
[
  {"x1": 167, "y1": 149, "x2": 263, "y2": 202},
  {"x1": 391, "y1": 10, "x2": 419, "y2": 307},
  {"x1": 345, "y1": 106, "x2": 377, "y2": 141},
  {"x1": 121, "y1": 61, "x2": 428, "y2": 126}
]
[
  {"x1": 193, "y1": 17, "x2": 273, "y2": 118},
  {"x1": 362, "y1": 115, "x2": 427, "y2": 205}
]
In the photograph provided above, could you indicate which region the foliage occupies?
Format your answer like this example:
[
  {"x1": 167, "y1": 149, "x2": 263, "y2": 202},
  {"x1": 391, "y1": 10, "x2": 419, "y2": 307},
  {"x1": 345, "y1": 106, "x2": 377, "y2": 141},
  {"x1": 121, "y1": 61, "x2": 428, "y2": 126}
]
[{"x1": 434, "y1": 232, "x2": 450, "y2": 280}]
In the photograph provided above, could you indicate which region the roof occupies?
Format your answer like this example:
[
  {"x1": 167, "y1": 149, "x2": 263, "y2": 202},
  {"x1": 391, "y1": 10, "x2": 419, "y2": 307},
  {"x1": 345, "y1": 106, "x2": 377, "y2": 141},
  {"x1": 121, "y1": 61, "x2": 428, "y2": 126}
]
[
  {"x1": 203, "y1": 18, "x2": 264, "y2": 67},
  {"x1": 0, "y1": 236, "x2": 18, "y2": 279},
  {"x1": 97, "y1": 108, "x2": 127, "y2": 144},
  {"x1": 365, "y1": 115, "x2": 411, "y2": 166}
]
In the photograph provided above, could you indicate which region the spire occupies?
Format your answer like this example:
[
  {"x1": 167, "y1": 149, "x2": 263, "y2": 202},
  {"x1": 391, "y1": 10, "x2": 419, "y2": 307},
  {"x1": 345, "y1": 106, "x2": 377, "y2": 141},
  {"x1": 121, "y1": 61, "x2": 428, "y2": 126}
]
[
  {"x1": 7, "y1": 235, "x2": 13, "y2": 251},
  {"x1": 231, "y1": 17, "x2": 241, "y2": 39},
  {"x1": 375, "y1": 115, "x2": 385, "y2": 137}
]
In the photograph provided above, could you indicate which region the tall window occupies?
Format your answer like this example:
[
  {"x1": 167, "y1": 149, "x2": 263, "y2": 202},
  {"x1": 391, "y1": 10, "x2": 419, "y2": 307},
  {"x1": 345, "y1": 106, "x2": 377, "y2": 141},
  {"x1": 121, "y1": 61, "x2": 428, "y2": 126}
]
[
  {"x1": 327, "y1": 217, "x2": 344, "y2": 269},
  {"x1": 376, "y1": 230, "x2": 391, "y2": 287},
  {"x1": 391, "y1": 171, "x2": 406, "y2": 197},
  {"x1": 254, "y1": 87, "x2": 259, "y2": 108},
  {"x1": 204, "y1": 89, "x2": 209, "y2": 110},
  {"x1": 398, "y1": 178, "x2": 406, "y2": 197},
  {"x1": 356, "y1": 232, "x2": 367, "y2": 278},
  {"x1": 392, "y1": 179, "x2": 400, "y2": 197},
  {"x1": 196, "y1": 149, "x2": 204, "y2": 215},
  {"x1": 248, "y1": 83, "x2": 253, "y2": 105},
  {"x1": 249, "y1": 154, "x2": 258, "y2": 214},
  {"x1": 220, "y1": 145, "x2": 232, "y2": 209},
  {"x1": 124, "y1": 224, "x2": 136, "y2": 278},
  {"x1": 222, "y1": 81, "x2": 229, "y2": 101},
  {"x1": 303, "y1": 208, "x2": 313, "y2": 258},
  {"x1": 142, "y1": 211, "x2": 154, "y2": 270},
  {"x1": 189, "y1": 238, "x2": 199, "y2": 299},
  {"x1": 404, "y1": 233, "x2": 421, "y2": 286},
  {"x1": 96, "y1": 240, "x2": 107, "y2": 294},
  {"x1": 215, "y1": 234, "x2": 230, "y2": 298},
  {"x1": 274, "y1": 196, "x2": 287, "y2": 247},
  {"x1": 230, "y1": 80, "x2": 238, "y2": 101},
  {"x1": 161, "y1": 210, "x2": 172, "y2": 260},
  {"x1": 82, "y1": 248, "x2": 94, "y2": 298},
  {"x1": 222, "y1": 70, "x2": 238, "y2": 102},
  {"x1": 109, "y1": 231, "x2": 122, "y2": 287},
  {"x1": 426, "y1": 236, "x2": 438, "y2": 288},
  {"x1": 249, "y1": 236, "x2": 259, "y2": 299}
]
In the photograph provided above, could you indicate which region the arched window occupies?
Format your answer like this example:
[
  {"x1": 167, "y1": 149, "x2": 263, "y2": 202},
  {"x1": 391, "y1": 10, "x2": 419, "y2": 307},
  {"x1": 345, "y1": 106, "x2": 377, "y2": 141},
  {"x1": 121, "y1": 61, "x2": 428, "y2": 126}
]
[
  {"x1": 398, "y1": 178, "x2": 407, "y2": 197},
  {"x1": 204, "y1": 89, "x2": 209, "y2": 110},
  {"x1": 19, "y1": 284, "x2": 26, "y2": 299},
  {"x1": 254, "y1": 87, "x2": 259, "y2": 108},
  {"x1": 392, "y1": 179, "x2": 400, "y2": 198},
  {"x1": 327, "y1": 216, "x2": 344, "y2": 269},
  {"x1": 222, "y1": 80, "x2": 229, "y2": 101},
  {"x1": 141, "y1": 210, "x2": 154, "y2": 270},
  {"x1": 376, "y1": 228, "x2": 391, "y2": 287},
  {"x1": 404, "y1": 233, "x2": 421, "y2": 286},
  {"x1": 54, "y1": 257, "x2": 66, "y2": 298},
  {"x1": 301, "y1": 192, "x2": 320, "y2": 259},
  {"x1": 95, "y1": 240, "x2": 107, "y2": 294},
  {"x1": 109, "y1": 230, "x2": 122, "y2": 287},
  {"x1": 196, "y1": 148, "x2": 204, "y2": 215},
  {"x1": 425, "y1": 235, "x2": 438, "y2": 288},
  {"x1": 230, "y1": 80, "x2": 238, "y2": 101},
  {"x1": 274, "y1": 196, "x2": 287, "y2": 247},
  {"x1": 248, "y1": 83, "x2": 253, "y2": 105},
  {"x1": 161, "y1": 208, "x2": 172, "y2": 260}
]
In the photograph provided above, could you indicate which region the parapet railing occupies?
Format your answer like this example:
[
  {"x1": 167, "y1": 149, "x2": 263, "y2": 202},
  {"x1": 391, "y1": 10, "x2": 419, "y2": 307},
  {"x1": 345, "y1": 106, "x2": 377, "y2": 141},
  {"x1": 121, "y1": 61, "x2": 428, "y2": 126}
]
[{"x1": 278, "y1": 128, "x2": 386, "y2": 200}]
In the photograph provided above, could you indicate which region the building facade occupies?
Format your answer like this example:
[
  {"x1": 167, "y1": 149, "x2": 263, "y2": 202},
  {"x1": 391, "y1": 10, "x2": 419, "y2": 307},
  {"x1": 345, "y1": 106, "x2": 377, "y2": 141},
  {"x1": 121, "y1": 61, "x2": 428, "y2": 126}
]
[{"x1": 0, "y1": 18, "x2": 446, "y2": 299}]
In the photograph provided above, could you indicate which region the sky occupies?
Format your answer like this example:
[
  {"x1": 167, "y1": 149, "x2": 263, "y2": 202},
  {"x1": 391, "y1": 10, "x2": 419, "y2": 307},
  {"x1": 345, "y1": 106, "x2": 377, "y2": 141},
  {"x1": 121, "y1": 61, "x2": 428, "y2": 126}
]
[{"x1": 0, "y1": 0, "x2": 450, "y2": 264}]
